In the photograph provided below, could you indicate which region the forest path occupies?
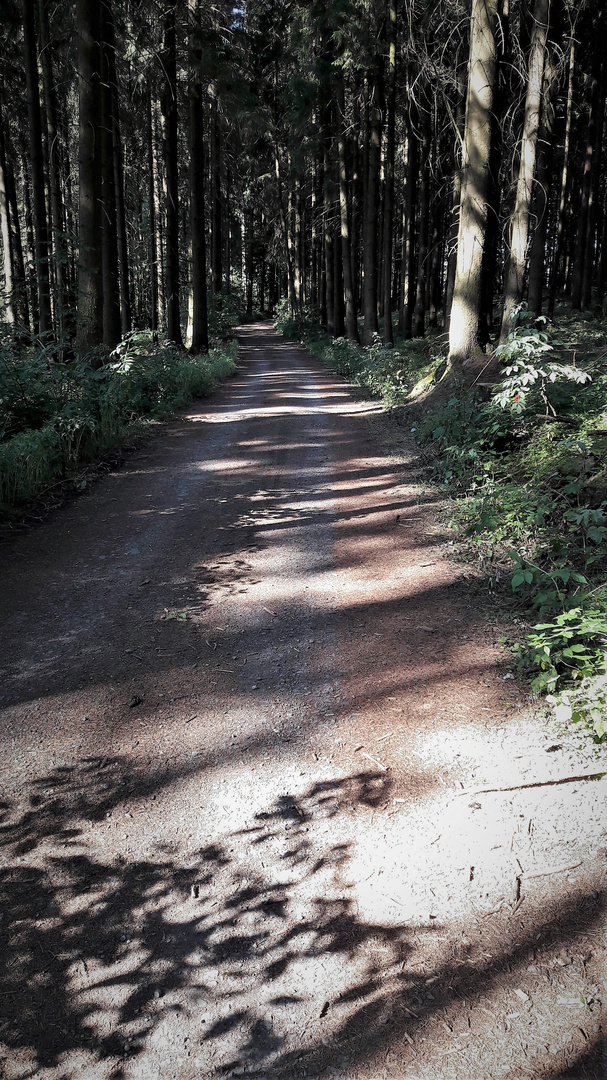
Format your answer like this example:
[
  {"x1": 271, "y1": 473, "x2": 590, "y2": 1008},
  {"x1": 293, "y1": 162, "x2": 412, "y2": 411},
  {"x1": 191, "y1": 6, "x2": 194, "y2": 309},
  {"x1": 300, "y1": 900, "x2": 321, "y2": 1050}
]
[{"x1": 0, "y1": 323, "x2": 605, "y2": 1080}]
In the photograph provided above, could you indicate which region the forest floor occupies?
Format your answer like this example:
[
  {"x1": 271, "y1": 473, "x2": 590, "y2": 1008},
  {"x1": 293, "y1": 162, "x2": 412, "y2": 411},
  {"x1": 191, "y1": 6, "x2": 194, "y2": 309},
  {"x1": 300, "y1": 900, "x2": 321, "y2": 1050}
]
[{"x1": 0, "y1": 322, "x2": 606, "y2": 1080}]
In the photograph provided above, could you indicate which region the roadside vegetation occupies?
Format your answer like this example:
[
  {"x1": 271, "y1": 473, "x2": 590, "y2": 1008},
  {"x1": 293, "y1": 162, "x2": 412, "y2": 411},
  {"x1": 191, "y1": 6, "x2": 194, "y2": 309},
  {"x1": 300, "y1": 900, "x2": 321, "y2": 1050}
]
[
  {"x1": 276, "y1": 304, "x2": 607, "y2": 744},
  {"x1": 0, "y1": 304, "x2": 238, "y2": 514}
]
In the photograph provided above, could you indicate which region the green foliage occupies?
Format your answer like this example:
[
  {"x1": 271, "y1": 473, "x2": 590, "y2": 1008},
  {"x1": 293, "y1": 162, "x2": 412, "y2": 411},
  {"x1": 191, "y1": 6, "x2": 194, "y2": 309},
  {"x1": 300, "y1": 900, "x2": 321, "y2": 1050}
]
[
  {"x1": 207, "y1": 293, "x2": 243, "y2": 341},
  {"x1": 550, "y1": 675, "x2": 607, "y2": 743},
  {"x1": 421, "y1": 317, "x2": 607, "y2": 740},
  {"x1": 0, "y1": 330, "x2": 236, "y2": 512},
  {"x1": 275, "y1": 306, "x2": 441, "y2": 405},
  {"x1": 493, "y1": 321, "x2": 590, "y2": 415},
  {"x1": 511, "y1": 608, "x2": 607, "y2": 695}
]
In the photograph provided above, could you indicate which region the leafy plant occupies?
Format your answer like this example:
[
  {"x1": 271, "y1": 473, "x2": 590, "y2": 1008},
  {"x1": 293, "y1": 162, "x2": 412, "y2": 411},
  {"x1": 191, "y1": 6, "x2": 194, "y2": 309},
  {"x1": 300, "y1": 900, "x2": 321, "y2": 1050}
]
[
  {"x1": 494, "y1": 313, "x2": 591, "y2": 417},
  {"x1": 548, "y1": 674, "x2": 607, "y2": 743},
  {"x1": 0, "y1": 335, "x2": 237, "y2": 512},
  {"x1": 513, "y1": 608, "x2": 607, "y2": 694}
]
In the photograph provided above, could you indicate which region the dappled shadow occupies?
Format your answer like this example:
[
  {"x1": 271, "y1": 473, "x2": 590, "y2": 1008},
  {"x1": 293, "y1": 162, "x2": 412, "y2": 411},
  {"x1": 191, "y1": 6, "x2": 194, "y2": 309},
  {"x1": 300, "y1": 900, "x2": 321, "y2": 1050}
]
[
  {"x1": 1, "y1": 756, "x2": 605, "y2": 1079},
  {"x1": 1, "y1": 325, "x2": 604, "y2": 1078}
]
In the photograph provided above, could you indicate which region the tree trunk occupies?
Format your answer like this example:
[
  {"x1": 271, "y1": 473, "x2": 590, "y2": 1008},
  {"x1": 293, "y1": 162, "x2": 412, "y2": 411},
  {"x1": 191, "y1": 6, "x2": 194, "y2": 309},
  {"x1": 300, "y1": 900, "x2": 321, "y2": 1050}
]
[
  {"x1": 323, "y1": 90, "x2": 335, "y2": 336},
  {"x1": 245, "y1": 207, "x2": 253, "y2": 316},
  {"x1": 76, "y1": 0, "x2": 103, "y2": 349},
  {"x1": 22, "y1": 152, "x2": 38, "y2": 331},
  {"x1": 100, "y1": 0, "x2": 121, "y2": 349},
  {"x1": 189, "y1": 1, "x2": 208, "y2": 353},
  {"x1": 581, "y1": 52, "x2": 606, "y2": 309},
  {"x1": 500, "y1": 0, "x2": 550, "y2": 340},
  {"x1": 147, "y1": 83, "x2": 158, "y2": 334},
  {"x1": 210, "y1": 88, "x2": 223, "y2": 294},
  {"x1": 443, "y1": 67, "x2": 466, "y2": 335},
  {"x1": 570, "y1": 2, "x2": 604, "y2": 311},
  {"x1": 528, "y1": 33, "x2": 559, "y2": 315},
  {"x1": 412, "y1": 97, "x2": 431, "y2": 338},
  {"x1": 337, "y1": 73, "x2": 359, "y2": 343},
  {"x1": 547, "y1": 34, "x2": 575, "y2": 319},
  {"x1": 4, "y1": 137, "x2": 29, "y2": 328},
  {"x1": 39, "y1": 0, "x2": 67, "y2": 338},
  {"x1": 294, "y1": 176, "x2": 302, "y2": 306},
  {"x1": 274, "y1": 144, "x2": 296, "y2": 315},
  {"x1": 363, "y1": 59, "x2": 383, "y2": 344},
  {"x1": 161, "y1": 2, "x2": 182, "y2": 345},
  {"x1": 22, "y1": 0, "x2": 52, "y2": 336},
  {"x1": 382, "y1": 0, "x2": 396, "y2": 344},
  {"x1": 0, "y1": 103, "x2": 15, "y2": 324},
  {"x1": 103, "y1": 1, "x2": 131, "y2": 337},
  {"x1": 225, "y1": 163, "x2": 232, "y2": 293},
  {"x1": 333, "y1": 229, "x2": 345, "y2": 337},
  {"x1": 478, "y1": 0, "x2": 508, "y2": 347},
  {"x1": 398, "y1": 88, "x2": 418, "y2": 339},
  {"x1": 448, "y1": 0, "x2": 501, "y2": 369}
]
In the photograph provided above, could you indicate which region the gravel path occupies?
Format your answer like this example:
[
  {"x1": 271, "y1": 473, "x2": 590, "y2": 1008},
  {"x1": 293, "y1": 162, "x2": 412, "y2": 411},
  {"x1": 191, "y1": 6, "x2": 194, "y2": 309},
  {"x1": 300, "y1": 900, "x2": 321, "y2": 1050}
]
[{"x1": 0, "y1": 323, "x2": 605, "y2": 1080}]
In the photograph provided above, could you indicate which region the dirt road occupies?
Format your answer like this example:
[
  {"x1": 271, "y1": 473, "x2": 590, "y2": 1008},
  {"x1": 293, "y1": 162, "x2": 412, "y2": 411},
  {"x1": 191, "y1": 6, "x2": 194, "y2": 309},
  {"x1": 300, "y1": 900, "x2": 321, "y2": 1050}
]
[{"x1": 0, "y1": 324, "x2": 605, "y2": 1080}]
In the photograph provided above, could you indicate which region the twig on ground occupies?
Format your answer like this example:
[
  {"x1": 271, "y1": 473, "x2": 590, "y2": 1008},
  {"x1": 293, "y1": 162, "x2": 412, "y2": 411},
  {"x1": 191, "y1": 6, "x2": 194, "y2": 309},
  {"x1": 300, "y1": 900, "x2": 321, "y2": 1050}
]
[
  {"x1": 455, "y1": 772, "x2": 606, "y2": 798},
  {"x1": 361, "y1": 752, "x2": 389, "y2": 771}
]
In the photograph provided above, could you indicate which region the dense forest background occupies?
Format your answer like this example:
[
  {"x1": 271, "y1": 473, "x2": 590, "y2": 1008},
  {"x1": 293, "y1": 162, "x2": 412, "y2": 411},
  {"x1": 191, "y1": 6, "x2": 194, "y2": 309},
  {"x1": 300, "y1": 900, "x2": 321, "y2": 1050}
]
[{"x1": 1, "y1": 0, "x2": 606, "y2": 360}]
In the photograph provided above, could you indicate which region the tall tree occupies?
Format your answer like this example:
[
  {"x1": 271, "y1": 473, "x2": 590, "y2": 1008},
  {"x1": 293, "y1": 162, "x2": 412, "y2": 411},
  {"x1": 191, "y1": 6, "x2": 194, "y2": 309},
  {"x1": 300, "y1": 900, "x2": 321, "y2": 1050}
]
[
  {"x1": 362, "y1": 50, "x2": 383, "y2": 344},
  {"x1": 76, "y1": 0, "x2": 103, "y2": 349},
  {"x1": 0, "y1": 102, "x2": 14, "y2": 324},
  {"x1": 336, "y1": 71, "x2": 359, "y2": 343},
  {"x1": 448, "y1": 0, "x2": 501, "y2": 369},
  {"x1": 189, "y1": 0, "x2": 208, "y2": 352},
  {"x1": 161, "y1": 1, "x2": 183, "y2": 346},
  {"x1": 500, "y1": 0, "x2": 551, "y2": 341},
  {"x1": 382, "y1": 0, "x2": 396, "y2": 345},
  {"x1": 100, "y1": 0, "x2": 121, "y2": 348},
  {"x1": 22, "y1": 0, "x2": 52, "y2": 335}
]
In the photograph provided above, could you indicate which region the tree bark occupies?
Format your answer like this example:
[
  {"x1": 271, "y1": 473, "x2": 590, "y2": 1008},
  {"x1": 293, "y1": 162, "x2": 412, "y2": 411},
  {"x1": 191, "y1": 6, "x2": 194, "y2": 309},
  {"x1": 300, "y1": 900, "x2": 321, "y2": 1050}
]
[
  {"x1": 189, "y1": 0, "x2": 208, "y2": 353},
  {"x1": 547, "y1": 34, "x2": 575, "y2": 319},
  {"x1": 4, "y1": 135, "x2": 29, "y2": 328},
  {"x1": 337, "y1": 73, "x2": 359, "y2": 342},
  {"x1": 210, "y1": 88, "x2": 223, "y2": 294},
  {"x1": 39, "y1": 0, "x2": 67, "y2": 338},
  {"x1": 528, "y1": 32, "x2": 559, "y2": 315},
  {"x1": 570, "y1": 2, "x2": 604, "y2": 310},
  {"x1": 100, "y1": 0, "x2": 121, "y2": 349},
  {"x1": 76, "y1": 0, "x2": 103, "y2": 350},
  {"x1": 412, "y1": 96, "x2": 431, "y2": 338},
  {"x1": 500, "y1": 0, "x2": 550, "y2": 340},
  {"x1": 146, "y1": 83, "x2": 159, "y2": 334},
  {"x1": 333, "y1": 228, "x2": 345, "y2": 337},
  {"x1": 398, "y1": 87, "x2": 418, "y2": 339},
  {"x1": 363, "y1": 57, "x2": 383, "y2": 344},
  {"x1": 448, "y1": 0, "x2": 501, "y2": 369},
  {"x1": 382, "y1": 0, "x2": 396, "y2": 344},
  {"x1": 581, "y1": 51, "x2": 606, "y2": 309},
  {"x1": 103, "y1": 1, "x2": 131, "y2": 337},
  {"x1": 322, "y1": 90, "x2": 335, "y2": 336},
  {"x1": 443, "y1": 67, "x2": 466, "y2": 335},
  {"x1": 22, "y1": 0, "x2": 52, "y2": 335},
  {"x1": 161, "y1": 2, "x2": 183, "y2": 345},
  {"x1": 0, "y1": 103, "x2": 15, "y2": 324}
]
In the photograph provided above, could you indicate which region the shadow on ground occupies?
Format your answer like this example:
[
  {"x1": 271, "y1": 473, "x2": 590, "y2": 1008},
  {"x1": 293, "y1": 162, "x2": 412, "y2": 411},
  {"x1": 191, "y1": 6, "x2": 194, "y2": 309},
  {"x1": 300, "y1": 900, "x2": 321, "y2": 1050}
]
[{"x1": 1, "y1": 754, "x2": 604, "y2": 1079}]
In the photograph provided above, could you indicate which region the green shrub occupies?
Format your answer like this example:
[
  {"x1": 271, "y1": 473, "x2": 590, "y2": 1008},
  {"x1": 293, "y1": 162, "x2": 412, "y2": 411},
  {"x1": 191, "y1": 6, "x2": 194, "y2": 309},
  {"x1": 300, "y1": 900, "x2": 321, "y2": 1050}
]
[{"x1": 0, "y1": 330, "x2": 236, "y2": 511}]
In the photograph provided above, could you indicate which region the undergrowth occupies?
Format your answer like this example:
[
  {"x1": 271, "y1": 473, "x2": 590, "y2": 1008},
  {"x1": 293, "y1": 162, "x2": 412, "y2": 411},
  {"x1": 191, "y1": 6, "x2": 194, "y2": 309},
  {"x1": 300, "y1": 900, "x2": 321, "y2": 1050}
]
[
  {"x1": 275, "y1": 301, "x2": 443, "y2": 405},
  {"x1": 0, "y1": 328, "x2": 237, "y2": 512},
  {"x1": 277, "y1": 302, "x2": 607, "y2": 743}
]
